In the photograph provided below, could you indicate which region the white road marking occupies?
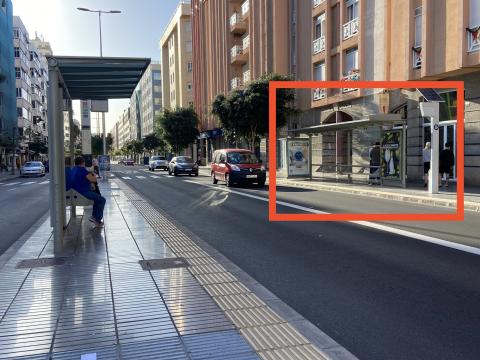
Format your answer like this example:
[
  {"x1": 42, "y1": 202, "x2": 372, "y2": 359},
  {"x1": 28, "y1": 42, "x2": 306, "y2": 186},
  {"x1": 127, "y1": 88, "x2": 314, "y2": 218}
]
[
  {"x1": 3, "y1": 182, "x2": 20, "y2": 186},
  {"x1": 150, "y1": 176, "x2": 160, "y2": 179},
  {"x1": 183, "y1": 180, "x2": 480, "y2": 256},
  {"x1": 7, "y1": 187, "x2": 17, "y2": 192},
  {"x1": 38, "y1": 180, "x2": 49, "y2": 184},
  {"x1": 20, "y1": 181, "x2": 35, "y2": 186},
  {"x1": 122, "y1": 177, "x2": 131, "y2": 180},
  {"x1": 136, "y1": 176, "x2": 146, "y2": 179}
]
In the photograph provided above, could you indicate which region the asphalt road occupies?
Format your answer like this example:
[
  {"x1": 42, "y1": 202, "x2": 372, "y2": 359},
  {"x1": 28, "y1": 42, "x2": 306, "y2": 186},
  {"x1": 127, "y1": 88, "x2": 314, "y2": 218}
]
[
  {"x1": 0, "y1": 174, "x2": 50, "y2": 256},
  {"x1": 112, "y1": 165, "x2": 480, "y2": 360}
]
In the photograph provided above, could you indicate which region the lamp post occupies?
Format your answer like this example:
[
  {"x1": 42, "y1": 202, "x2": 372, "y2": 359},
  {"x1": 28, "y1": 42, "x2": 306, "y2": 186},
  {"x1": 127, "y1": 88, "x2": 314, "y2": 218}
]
[{"x1": 77, "y1": 7, "x2": 121, "y2": 155}]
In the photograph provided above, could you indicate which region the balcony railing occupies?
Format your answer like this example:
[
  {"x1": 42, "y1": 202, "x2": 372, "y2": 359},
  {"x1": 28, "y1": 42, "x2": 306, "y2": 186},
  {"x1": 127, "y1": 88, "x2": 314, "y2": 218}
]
[
  {"x1": 231, "y1": 45, "x2": 243, "y2": 59},
  {"x1": 241, "y1": 0, "x2": 249, "y2": 17},
  {"x1": 343, "y1": 18, "x2": 359, "y2": 40},
  {"x1": 231, "y1": 77, "x2": 243, "y2": 90},
  {"x1": 243, "y1": 35, "x2": 250, "y2": 51},
  {"x1": 412, "y1": 46, "x2": 422, "y2": 69},
  {"x1": 313, "y1": 0, "x2": 325, "y2": 7},
  {"x1": 312, "y1": 88, "x2": 326, "y2": 101},
  {"x1": 341, "y1": 69, "x2": 360, "y2": 93},
  {"x1": 231, "y1": 44, "x2": 248, "y2": 65},
  {"x1": 243, "y1": 69, "x2": 251, "y2": 84},
  {"x1": 313, "y1": 36, "x2": 326, "y2": 54},
  {"x1": 230, "y1": 12, "x2": 247, "y2": 34},
  {"x1": 467, "y1": 26, "x2": 480, "y2": 53}
]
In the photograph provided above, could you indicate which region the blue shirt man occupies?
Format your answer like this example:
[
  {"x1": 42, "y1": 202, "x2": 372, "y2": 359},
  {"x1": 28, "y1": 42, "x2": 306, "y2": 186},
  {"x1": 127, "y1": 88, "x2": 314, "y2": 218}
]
[{"x1": 71, "y1": 156, "x2": 106, "y2": 226}]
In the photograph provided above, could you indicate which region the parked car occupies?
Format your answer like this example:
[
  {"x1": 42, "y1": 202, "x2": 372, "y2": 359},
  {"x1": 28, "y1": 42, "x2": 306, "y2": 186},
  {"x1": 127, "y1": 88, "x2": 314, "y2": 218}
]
[
  {"x1": 20, "y1": 161, "x2": 45, "y2": 177},
  {"x1": 124, "y1": 159, "x2": 134, "y2": 166},
  {"x1": 149, "y1": 155, "x2": 169, "y2": 171},
  {"x1": 168, "y1": 156, "x2": 199, "y2": 176},
  {"x1": 211, "y1": 149, "x2": 266, "y2": 187}
]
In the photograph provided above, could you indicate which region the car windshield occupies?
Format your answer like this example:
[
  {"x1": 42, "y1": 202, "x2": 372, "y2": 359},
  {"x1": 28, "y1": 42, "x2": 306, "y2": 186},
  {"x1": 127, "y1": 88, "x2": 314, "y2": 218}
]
[
  {"x1": 227, "y1": 152, "x2": 258, "y2": 164},
  {"x1": 176, "y1": 157, "x2": 193, "y2": 163},
  {"x1": 24, "y1": 162, "x2": 41, "y2": 167},
  {"x1": 152, "y1": 156, "x2": 165, "y2": 161}
]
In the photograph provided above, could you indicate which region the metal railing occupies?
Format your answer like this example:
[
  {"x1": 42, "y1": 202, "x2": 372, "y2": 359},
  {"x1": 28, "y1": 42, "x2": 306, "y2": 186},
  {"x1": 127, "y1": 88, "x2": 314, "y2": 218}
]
[
  {"x1": 243, "y1": 35, "x2": 250, "y2": 50},
  {"x1": 343, "y1": 17, "x2": 359, "y2": 40},
  {"x1": 313, "y1": 36, "x2": 325, "y2": 54},
  {"x1": 341, "y1": 70, "x2": 360, "y2": 93},
  {"x1": 313, "y1": 0, "x2": 325, "y2": 7},
  {"x1": 231, "y1": 77, "x2": 243, "y2": 90},
  {"x1": 231, "y1": 45, "x2": 243, "y2": 59},
  {"x1": 312, "y1": 88, "x2": 326, "y2": 100},
  {"x1": 230, "y1": 12, "x2": 241, "y2": 27},
  {"x1": 243, "y1": 70, "x2": 251, "y2": 84},
  {"x1": 241, "y1": 0, "x2": 249, "y2": 16}
]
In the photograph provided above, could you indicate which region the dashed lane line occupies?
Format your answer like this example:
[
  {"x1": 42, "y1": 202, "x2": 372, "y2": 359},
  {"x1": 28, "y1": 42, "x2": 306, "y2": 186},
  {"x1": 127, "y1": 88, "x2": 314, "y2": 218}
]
[
  {"x1": 38, "y1": 180, "x2": 49, "y2": 184},
  {"x1": 122, "y1": 176, "x2": 132, "y2": 180},
  {"x1": 2, "y1": 182, "x2": 20, "y2": 186},
  {"x1": 20, "y1": 181, "x2": 35, "y2": 186},
  {"x1": 136, "y1": 176, "x2": 146, "y2": 179}
]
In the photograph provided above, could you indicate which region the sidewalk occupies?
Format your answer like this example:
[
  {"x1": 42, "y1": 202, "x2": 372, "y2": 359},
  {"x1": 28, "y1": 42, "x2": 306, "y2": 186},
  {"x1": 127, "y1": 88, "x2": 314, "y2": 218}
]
[
  {"x1": 0, "y1": 171, "x2": 19, "y2": 182},
  {"x1": 198, "y1": 166, "x2": 479, "y2": 212},
  {"x1": 0, "y1": 179, "x2": 354, "y2": 359}
]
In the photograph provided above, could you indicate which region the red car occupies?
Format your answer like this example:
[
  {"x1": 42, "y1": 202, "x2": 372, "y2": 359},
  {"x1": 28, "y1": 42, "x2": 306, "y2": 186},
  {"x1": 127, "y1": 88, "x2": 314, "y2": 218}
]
[{"x1": 211, "y1": 149, "x2": 266, "y2": 187}]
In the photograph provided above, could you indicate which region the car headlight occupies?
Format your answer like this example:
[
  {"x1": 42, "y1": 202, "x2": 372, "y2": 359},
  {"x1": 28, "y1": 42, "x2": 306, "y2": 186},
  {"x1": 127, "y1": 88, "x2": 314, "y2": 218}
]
[
  {"x1": 230, "y1": 165, "x2": 240, "y2": 171},
  {"x1": 261, "y1": 165, "x2": 266, "y2": 171}
]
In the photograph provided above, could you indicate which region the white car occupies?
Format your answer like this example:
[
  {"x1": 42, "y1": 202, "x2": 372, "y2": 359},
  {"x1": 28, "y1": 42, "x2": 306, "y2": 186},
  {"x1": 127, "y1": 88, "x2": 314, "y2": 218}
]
[
  {"x1": 20, "y1": 161, "x2": 45, "y2": 177},
  {"x1": 148, "y1": 155, "x2": 169, "y2": 171}
]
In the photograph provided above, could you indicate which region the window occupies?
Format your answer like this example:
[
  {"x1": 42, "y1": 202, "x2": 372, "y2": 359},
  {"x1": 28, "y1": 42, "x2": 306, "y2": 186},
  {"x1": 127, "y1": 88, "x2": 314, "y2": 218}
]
[
  {"x1": 17, "y1": 107, "x2": 22, "y2": 117},
  {"x1": 314, "y1": 62, "x2": 325, "y2": 80},
  {"x1": 16, "y1": 88, "x2": 21, "y2": 98},
  {"x1": 14, "y1": 47, "x2": 20, "y2": 58},
  {"x1": 187, "y1": 62, "x2": 193, "y2": 72},
  {"x1": 345, "y1": 47, "x2": 358, "y2": 73},
  {"x1": 187, "y1": 83, "x2": 192, "y2": 92},
  {"x1": 186, "y1": 41, "x2": 192, "y2": 52},
  {"x1": 185, "y1": 21, "x2": 192, "y2": 32},
  {"x1": 315, "y1": 13, "x2": 325, "y2": 39},
  {"x1": 13, "y1": 28, "x2": 19, "y2": 38},
  {"x1": 15, "y1": 67, "x2": 20, "y2": 79},
  {"x1": 468, "y1": 0, "x2": 480, "y2": 52},
  {"x1": 414, "y1": 7, "x2": 422, "y2": 47},
  {"x1": 345, "y1": 0, "x2": 359, "y2": 21},
  {"x1": 153, "y1": 71, "x2": 161, "y2": 80}
]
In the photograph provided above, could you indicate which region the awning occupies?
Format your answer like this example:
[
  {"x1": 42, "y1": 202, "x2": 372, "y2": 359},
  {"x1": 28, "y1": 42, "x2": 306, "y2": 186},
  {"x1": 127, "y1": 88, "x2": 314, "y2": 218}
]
[
  {"x1": 48, "y1": 56, "x2": 150, "y2": 100},
  {"x1": 289, "y1": 114, "x2": 403, "y2": 134}
]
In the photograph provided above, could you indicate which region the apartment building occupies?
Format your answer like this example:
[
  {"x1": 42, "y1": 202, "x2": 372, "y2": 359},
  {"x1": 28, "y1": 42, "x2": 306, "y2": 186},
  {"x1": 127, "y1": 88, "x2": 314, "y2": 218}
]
[
  {"x1": 306, "y1": 0, "x2": 480, "y2": 185},
  {"x1": 160, "y1": 1, "x2": 193, "y2": 110},
  {"x1": 139, "y1": 63, "x2": 162, "y2": 138},
  {"x1": 0, "y1": 0, "x2": 16, "y2": 167},
  {"x1": 192, "y1": 0, "x2": 309, "y2": 163}
]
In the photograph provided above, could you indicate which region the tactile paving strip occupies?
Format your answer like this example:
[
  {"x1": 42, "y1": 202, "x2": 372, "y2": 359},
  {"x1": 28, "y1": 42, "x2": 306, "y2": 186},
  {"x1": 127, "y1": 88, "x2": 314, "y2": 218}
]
[{"x1": 116, "y1": 179, "x2": 327, "y2": 360}]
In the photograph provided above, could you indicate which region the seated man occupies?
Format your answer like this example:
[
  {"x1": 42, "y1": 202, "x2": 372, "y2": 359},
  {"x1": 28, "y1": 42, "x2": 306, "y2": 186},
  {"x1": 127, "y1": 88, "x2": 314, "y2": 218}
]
[{"x1": 71, "y1": 156, "x2": 106, "y2": 227}]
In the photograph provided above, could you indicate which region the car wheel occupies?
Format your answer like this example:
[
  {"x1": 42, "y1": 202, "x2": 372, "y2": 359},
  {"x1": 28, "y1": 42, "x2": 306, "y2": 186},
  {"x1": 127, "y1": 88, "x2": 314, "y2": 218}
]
[
  {"x1": 194, "y1": 172, "x2": 198, "y2": 177},
  {"x1": 225, "y1": 173, "x2": 232, "y2": 187},
  {"x1": 174, "y1": 169, "x2": 178, "y2": 176},
  {"x1": 168, "y1": 169, "x2": 172, "y2": 175},
  {"x1": 211, "y1": 172, "x2": 218, "y2": 184}
]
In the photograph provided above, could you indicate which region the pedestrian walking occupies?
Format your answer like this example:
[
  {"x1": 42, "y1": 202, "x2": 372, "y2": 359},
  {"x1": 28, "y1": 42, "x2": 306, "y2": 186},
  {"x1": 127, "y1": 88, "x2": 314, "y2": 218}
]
[
  {"x1": 439, "y1": 142, "x2": 455, "y2": 188},
  {"x1": 92, "y1": 157, "x2": 99, "y2": 176},
  {"x1": 423, "y1": 142, "x2": 431, "y2": 188},
  {"x1": 71, "y1": 156, "x2": 106, "y2": 227}
]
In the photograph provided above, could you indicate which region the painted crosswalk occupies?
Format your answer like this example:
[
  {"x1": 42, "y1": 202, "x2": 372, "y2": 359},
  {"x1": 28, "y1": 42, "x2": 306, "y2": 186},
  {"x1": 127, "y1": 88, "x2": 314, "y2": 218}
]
[
  {"x1": 39, "y1": 180, "x2": 49, "y2": 184},
  {"x1": 122, "y1": 176, "x2": 132, "y2": 179},
  {"x1": 3, "y1": 182, "x2": 20, "y2": 186},
  {"x1": 20, "y1": 181, "x2": 35, "y2": 186},
  {"x1": 136, "y1": 176, "x2": 146, "y2": 179}
]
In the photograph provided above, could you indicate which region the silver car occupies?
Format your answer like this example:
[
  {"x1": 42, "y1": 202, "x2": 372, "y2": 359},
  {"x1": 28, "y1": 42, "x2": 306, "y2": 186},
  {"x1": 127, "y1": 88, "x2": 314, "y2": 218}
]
[
  {"x1": 20, "y1": 161, "x2": 45, "y2": 177},
  {"x1": 148, "y1": 155, "x2": 169, "y2": 171}
]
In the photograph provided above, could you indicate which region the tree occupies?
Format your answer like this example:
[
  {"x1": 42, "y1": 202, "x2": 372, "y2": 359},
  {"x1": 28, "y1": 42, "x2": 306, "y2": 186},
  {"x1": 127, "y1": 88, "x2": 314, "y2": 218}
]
[
  {"x1": 142, "y1": 133, "x2": 161, "y2": 155},
  {"x1": 157, "y1": 108, "x2": 199, "y2": 154},
  {"x1": 91, "y1": 135, "x2": 103, "y2": 156},
  {"x1": 212, "y1": 73, "x2": 297, "y2": 150},
  {"x1": 106, "y1": 133, "x2": 113, "y2": 154}
]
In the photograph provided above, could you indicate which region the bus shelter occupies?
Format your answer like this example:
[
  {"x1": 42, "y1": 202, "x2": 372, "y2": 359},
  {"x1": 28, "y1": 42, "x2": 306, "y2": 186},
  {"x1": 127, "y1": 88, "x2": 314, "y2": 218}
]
[
  {"x1": 281, "y1": 114, "x2": 406, "y2": 186},
  {"x1": 47, "y1": 56, "x2": 150, "y2": 254}
]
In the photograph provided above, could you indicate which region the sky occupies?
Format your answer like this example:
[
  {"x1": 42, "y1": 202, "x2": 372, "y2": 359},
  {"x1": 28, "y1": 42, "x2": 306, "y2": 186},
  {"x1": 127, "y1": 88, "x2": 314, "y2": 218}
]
[{"x1": 11, "y1": 0, "x2": 181, "y2": 134}]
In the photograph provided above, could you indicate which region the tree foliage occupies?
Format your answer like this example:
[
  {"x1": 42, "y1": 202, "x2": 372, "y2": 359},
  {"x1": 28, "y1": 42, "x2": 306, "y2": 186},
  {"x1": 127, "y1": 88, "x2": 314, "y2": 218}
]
[
  {"x1": 91, "y1": 135, "x2": 103, "y2": 156},
  {"x1": 156, "y1": 108, "x2": 199, "y2": 154},
  {"x1": 212, "y1": 73, "x2": 297, "y2": 149}
]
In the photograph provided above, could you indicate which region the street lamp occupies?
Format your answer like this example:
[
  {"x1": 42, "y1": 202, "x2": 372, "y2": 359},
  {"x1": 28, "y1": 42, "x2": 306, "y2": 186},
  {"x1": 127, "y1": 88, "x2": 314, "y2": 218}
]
[{"x1": 76, "y1": 7, "x2": 121, "y2": 155}]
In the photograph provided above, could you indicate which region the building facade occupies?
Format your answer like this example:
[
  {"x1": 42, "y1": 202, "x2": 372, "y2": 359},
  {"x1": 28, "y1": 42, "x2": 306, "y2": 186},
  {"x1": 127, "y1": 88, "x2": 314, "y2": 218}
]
[
  {"x1": 160, "y1": 1, "x2": 193, "y2": 110},
  {"x1": 139, "y1": 63, "x2": 162, "y2": 138},
  {"x1": 0, "y1": 0, "x2": 16, "y2": 168},
  {"x1": 12, "y1": 17, "x2": 50, "y2": 164}
]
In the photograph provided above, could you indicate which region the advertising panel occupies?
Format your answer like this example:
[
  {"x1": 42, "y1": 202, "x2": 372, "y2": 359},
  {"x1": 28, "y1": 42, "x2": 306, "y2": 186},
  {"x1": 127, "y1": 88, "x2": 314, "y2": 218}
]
[
  {"x1": 287, "y1": 138, "x2": 310, "y2": 177},
  {"x1": 81, "y1": 100, "x2": 91, "y2": 128},
  {"x1": 98, "y1": 155, "x2": 110, "y2": 171},
  {"x1": 381, "y1": 130, "x2": 401, "y2": 179}
]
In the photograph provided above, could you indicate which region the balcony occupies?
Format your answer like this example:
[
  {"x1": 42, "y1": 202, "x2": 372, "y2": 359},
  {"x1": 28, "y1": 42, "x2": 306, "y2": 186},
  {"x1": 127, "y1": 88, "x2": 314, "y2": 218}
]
[
  {"x1": 412, "y1": 46, "x2": 422, "y2": 69},
  {"x1": 467, "y1": 26, "x2": 480, "y2": 53},
  {"x1": 312, "y1": 88, "x2": 326, "y2": 101},
  {"x1": 313, "y1": 36, "x2": 325, "y2": 54},
  {"x1": 243, "y1": 69, "x2": 251, "y2": 84},
  {"x1": 343, "y1": 18, "x2": 359, "y2": 40},
  {"x1": 341, "y1": 69, "x2": 360, "y2": 93},
  {"x1": 241, "y1": 0, "x2": 249, "y2": 18},
  {"x1": 242, "y1": 35, "x2": 250, "y2": 53},
  {"x1": 230, "y1": 12, "x2": 247, "y2": 34},
  {"x1": 231, "y1": 45, "x2": 247, "y2": 65},
  {"x1": 313, "y1": 0, "x2": 325, "y2": 7},
  {"x1": 231, "y1": 77, "x2": 243, "y2": 90}
]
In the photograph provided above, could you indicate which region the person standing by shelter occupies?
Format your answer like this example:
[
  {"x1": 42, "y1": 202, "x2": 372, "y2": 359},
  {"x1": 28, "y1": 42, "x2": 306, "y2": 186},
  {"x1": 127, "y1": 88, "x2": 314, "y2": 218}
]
[
  {"x1": 439, "y1": 142, "x2": 455, "y2": 188},
  {"x1": 369, "y1": 142, "x2": 381, "y2": 185},
  {"x1": 423, "y1": 142, "x2": 431, "y2": 188}
]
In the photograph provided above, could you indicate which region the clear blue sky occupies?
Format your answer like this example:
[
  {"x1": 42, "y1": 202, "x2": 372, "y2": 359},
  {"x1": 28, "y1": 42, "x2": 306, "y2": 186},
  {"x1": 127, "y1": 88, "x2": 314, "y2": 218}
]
[{"x1": 12, "y1": 0, "x2": 181, "y2": 132}]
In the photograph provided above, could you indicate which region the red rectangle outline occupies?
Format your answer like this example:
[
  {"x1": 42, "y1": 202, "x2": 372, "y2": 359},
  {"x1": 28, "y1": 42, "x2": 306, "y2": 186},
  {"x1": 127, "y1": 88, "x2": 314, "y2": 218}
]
[{"x1": 268, "y1": 81, "x2": 464, "y2": 222}]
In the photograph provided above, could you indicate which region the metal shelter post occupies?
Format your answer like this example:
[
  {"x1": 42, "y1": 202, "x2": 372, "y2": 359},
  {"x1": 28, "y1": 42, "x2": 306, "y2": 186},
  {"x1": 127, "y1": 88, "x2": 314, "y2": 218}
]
[
  {"x1": 58, "y1": 87, "x2": 66, "y2": 229},
  {"x1": 68, "y1": 100, "x2": 76, "y2": 217},
  {"x1": 420, "y1": 102, "x2": 440, "y2": 194},
  {"x1": 401, "y1": 120, "x2": 407, "y2": 188},
  {"x1": 47, "y1": 59, "x2": 64, "y2": 254}
]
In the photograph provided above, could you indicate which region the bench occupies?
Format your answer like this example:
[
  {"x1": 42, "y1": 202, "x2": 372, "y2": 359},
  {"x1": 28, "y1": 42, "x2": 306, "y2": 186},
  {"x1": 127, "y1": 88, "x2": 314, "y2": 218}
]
[
  {"x1": 313, "y1": 164, "x2": 382, "y2": 184},
  {"x1": 66, "y1": 189, "x2": 94, "y2": 207}
]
